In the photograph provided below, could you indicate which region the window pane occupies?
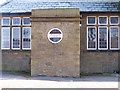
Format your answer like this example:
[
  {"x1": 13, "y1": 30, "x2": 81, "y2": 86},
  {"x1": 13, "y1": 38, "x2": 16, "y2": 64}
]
[
  {"x1": 87, "y1": 17, "x2": 96, "y2": 25},
  {"x1": 12, "y1": 27, "x2": 20, "y2": 49},
  {"x1": 99, "y1": 17, "x2": 108, "y2": 25},
  {"x1": 87, "y1": 27, "x2": 96, "y2": 49},
  {"x1": 110, "y1": 17, "x2": 119, "y2": 25},
  {"x1": 110, "y1": 27, "x2": 119, "y2": 49},
  {"x1": 2, "y1": 18, "x2": 10, "y2": 26},
  {"x1": 23, "y1": 18, "x2": 31, "y2": 25},
  {"x1": 98, "y1": 27, "x2": 108, "y2": 50},
  {"x1": 12, "y1": 17, "x2": 21, "y2": 25},
  {"x1": 1, "y1": 28, "x2": 10, "y2": 49},
  {"x1": 22, "y1": 27, "x2": 31, "y2": 49}
]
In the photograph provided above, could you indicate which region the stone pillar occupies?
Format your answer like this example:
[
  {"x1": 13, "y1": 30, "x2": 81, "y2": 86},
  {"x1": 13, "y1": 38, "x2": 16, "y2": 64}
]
[
  {"x1": 0, "y1": 16, "x2": 2, "y2": 73},
  {"x1": 31, "y1": 8, "x2": 80, "y2": 77}
]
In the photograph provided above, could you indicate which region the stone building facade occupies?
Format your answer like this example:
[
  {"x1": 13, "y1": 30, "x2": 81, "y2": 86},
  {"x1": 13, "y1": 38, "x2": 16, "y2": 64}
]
[{"x1": 0, "y1": 0, "x2": 120, "y2": 77}]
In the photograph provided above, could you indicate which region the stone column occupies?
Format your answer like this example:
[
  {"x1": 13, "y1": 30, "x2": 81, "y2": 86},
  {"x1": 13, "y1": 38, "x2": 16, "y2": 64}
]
[{"x1": 31, "y1": 8, "x2": 80, "y2": 77}]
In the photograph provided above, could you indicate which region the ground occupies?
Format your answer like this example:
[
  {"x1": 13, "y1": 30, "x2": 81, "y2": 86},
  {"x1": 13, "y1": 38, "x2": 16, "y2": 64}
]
[{"x1": 0, "y1": 72, "x2": 119, "y2": 88}]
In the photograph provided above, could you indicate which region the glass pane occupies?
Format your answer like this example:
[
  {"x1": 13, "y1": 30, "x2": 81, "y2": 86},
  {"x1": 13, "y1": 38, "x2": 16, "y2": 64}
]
[
  {"x1": 22, "y1": 28, "x2": 31, "y2": 49},
  {"x1": 2, "y1": 18, "x2": 10, "y2": 26},
  {"x1": 88, "y1": 17, "x2": 96, "y2": 24},
  {"x1": 1, "y1": 28, "x2": 10, "y2": 49},
  {"x1": 99, "y1": 17, "x2": 107, "y2": 25},
  {"x1": 23, "y1": 18, "x2": 31, "y2": 25},
  {"x1": 110, "y1": 17, "x2": 119, "y2": 24},
  {"x1": 12, "y1": 28, "x2": 20, "y2": 49},
  {"x1": 99, "y1": 27, "x2": 108, "y2": 49},
  {"x1": 12, "y1": 18, "x2": 20, "y2": 25},
  {"x1": 87, "y1": 27, "x2": 96, "y2": 49},
  {"x1": 110, "y1": 27, "x2": 119, "y2": 49}
]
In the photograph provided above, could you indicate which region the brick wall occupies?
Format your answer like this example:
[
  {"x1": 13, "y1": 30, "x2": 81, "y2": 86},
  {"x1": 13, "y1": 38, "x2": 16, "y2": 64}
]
[
  {"x1": 80, "y1": 13, "x2": 119, "y2": 74},
  {"x1": 2, "y1": 51, "x2": 31, "y2": 72}
]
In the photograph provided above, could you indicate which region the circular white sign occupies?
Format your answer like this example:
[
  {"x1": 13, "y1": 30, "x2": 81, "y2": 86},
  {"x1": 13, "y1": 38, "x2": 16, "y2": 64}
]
[{"x1": 48, "y1": 28, "x2": 63, "y2": 43}]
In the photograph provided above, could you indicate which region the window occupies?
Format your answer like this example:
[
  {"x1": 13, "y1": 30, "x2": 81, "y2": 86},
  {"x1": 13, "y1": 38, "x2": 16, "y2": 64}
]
[
  {"x1": 87, "y1": 27, "x2": 97, "y2": 50},
  {"x1": 87, "y1": 16, "x2": 120, "y2": 51},
  {"x1": 110, "y1": 16, "x2": 119, "y2": 25},
  {"x1": 12, "y1": 27, "x2": 21, "y2": 50},
  {"x1": 22, "y1": 27, "x2": 31, "y2": 50},
  {"x1": 87, "y1": 16, "x2": 96, "y2": 25},
  {"x1": 98, "y1": 16, "x2": 108, "y2": 25},
  {"x1": 1, "y1": 17, "x2": 10, "y2": 26},
  {"x1": 1, "y1": 27, "x2": 10, "y2": 49},
  {"x1": 1, "y1": 16, "x2": 31, "y2": 50},
  {"x1": 110, "y1": 27, "x2": 119, "y2": 50},
  {"x1": 98, "y1": 27, "x2": 108, "y2": 50},
  {"x1": 22, "y1": 17, "x2": 31, "y2": 26},
  {"x1": 12, "y1": 17, "x2": 21, "y2": 26}
]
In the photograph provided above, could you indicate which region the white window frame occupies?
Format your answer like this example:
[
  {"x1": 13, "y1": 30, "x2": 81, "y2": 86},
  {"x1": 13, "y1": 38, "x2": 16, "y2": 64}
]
[
  {"x1": 98, "y1": 26, "x2": 108, "y2": 50},
  {"x1": 1, "y1": 27, "x2": 10, "y2": 50},
  {"x1": 87, "y1": 26, "x2": 97, "y2": 50},
  {"x1": 98, "y1": 16, "x2": 108, "y2": 25},
  {"x1": 12, "y1": 17, "x2": 21, "y2": 26},
  {"x1": 87, "y1": 16, "x2": 97, "y2": 25},
  {"x1": 1, "y1": 17, "x2": 10, "y2": 26},
  {"x1": 12, "y1": 27, "x2": 21, "y2": 50},
  {"x1": 110, "y1": 26, "x2": 119, "y2": 50},
  {"x1": 109, "y1": 16, "x2": 119, "y2": 25},
  {"x1": 22, "y1": 17, "x2": 31, "y2": 26},
  {"x1": 22, "y1": 27, "x2": 31, "y2": 50}
]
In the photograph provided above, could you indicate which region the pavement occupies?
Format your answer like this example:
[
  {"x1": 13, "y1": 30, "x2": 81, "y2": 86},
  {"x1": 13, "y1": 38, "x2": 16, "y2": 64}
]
[{"x1": 0, "y1": 72, "x2": 120, "y2": 88}]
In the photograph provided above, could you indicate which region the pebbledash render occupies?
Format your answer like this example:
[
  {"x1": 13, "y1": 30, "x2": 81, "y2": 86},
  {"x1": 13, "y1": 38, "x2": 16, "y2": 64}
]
[{"x1": 0, "y1": 0, "x2": 120, "y2": 77}]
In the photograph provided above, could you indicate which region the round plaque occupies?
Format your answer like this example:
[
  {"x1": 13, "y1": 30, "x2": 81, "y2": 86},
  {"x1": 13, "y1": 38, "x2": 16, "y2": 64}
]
[{"x1": 48, "y1": 28, "x2": 63, "y2": 43}]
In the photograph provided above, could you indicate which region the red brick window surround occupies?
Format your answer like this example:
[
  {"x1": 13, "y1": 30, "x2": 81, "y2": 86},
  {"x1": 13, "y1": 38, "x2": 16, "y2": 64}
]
[
  {"x1": 87, "y1": 16, "x2": 119, "y2": 50},
  {"x1": 1, "y1": 17, "x2": 31, "y2": 50}
]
